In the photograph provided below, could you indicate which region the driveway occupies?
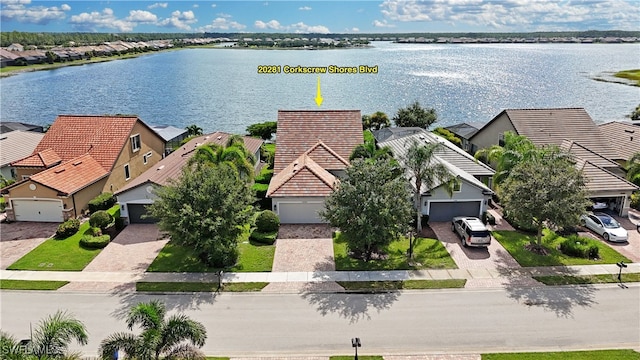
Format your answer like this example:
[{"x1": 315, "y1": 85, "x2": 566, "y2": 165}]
[
  {"x1": 580, "y1": 210, "x2": 640, "y2": 263},
  {"x1": 0, "y1": 221, "x2": 58, "y2": 269}
]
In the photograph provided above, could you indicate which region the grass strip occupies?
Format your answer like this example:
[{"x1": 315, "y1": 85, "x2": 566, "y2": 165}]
[
  {"x1": 337, "y1": 279, "x2": 466, "y2": 291},
  {"x1": 534, "y1": 273, "x2": 640, "y2": 286},
  {"x1": 330, "y1": 357, "x2": 383, "y2": 360},
  {"x1": 0, "y1": 280, "x2": 69, "y2": 290},
  {"x1": 482, "y1": 349, "x2": 640, "y2": 360},
  {"x1": 136, "y1": 281, "x2": 268, "y2": 292}
]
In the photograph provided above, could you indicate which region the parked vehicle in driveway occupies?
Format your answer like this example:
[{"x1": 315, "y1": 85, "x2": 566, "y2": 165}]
[
  {"x1": 451, "y1": 217, "x2": 491, "y2": 247},
  {"x1": 580, "y1": 212, "x2": 628, "y2": 242}
]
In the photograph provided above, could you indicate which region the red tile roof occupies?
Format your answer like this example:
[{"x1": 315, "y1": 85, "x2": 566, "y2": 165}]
[
  {"x1": 14, "y1": 115, "x2": 142, "y2": 171},
  {"x1": 11, "y1": 148, "x2": 61, "y2": 168},
  {"x1": 274, "y1": 110, "x2": 363, "y2": 172},
  {"x1": 303, "y1": 140, "x2": 350, "y2": 170},
  {"x1": 30, "y1": 154, "x2": 109, "y2": 195},
  {"x1": 267, "y1": 154, "x2": 337, "y2": 197}
]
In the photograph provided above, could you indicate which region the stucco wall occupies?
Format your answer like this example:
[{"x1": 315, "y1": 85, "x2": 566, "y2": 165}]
[
  {"x1": 421, "y1": 179, "x2": 491, "y2": 215},
  {"x1": 469, "y1": 113, "x2": 516, "y2": 153},
  {"x1": 116, "y1": 183, "x2": 158, "y2": 221}
]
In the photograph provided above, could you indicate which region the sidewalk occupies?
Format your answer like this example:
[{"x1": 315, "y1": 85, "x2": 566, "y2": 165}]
[{"x1": 2, "y1": 263, "x2": 638, "y2": 289}]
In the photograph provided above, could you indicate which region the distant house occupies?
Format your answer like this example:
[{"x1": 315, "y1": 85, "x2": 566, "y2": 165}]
[
  {"x1": 115, "y1": 132, "x2": 263, "y2": 224},
  {"x1": 598, "y1": 121, "x2": 640, "y2": 166},
  {"x1": 150, "y1": 125, "x2": 189, "y2": 155},
  {"x1": 6, "y1": 43, "x2": 24, "y2": 52},
  {"x1": 469, "y1": 108, "x2": 637, "y2": 216},
  {"x1": 379, "y1": 128, "x2": 495, "y2": 222},
  {"x1": 0, "y1": 121, "x2": 44, "y2": 134},
  {"x1": 444, "y1": 122, "x2": 482, "y2": 153},
  {"x1": 2, "y1": 115, "x2": 165, "y2": 222},
  {"x1": 0, "y1": 131, "x2": 45, "y2": 180},
  {"x1": 267, "y1": 110, "x2": 363, "y2": 224}
]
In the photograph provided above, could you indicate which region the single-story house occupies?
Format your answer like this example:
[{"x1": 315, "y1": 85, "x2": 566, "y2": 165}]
[
  {"x1": 0, "y1": 121, "x2": 44, "y2": 134},
  {"x1": 0, "y1": 130, "x2": 45, "y2": 180},
  {"x1": 2, "y1": 115, "x2": 165, "y2": 222},
  {"x1": 444, "y1": 122, "x2": 482, "y2": 153},
  {"x1": 469, "y1": 108, "x2": 637, "y2": 216},
  {"x1": 267, "y1": 110, "x2": 363, "y2": 224},
  {"x1": 379, "y1": 128, "x2": 495, "y2": 222},
  {"x1": 598, "y1": 121, "x2": 640, "y2": 167},
  {"x1": 115, "y1": 132, "x2": 263, "y2": 224}
]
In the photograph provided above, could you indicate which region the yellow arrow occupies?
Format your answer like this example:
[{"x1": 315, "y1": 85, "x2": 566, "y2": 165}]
[{"x1": 314, "y1": 76, "x2": 323, "y2": 107}]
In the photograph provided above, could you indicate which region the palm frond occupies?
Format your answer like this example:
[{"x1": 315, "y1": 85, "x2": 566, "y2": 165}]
[
  {"x1": 31, "y1": 310, "x2": 88, "y2": 358},
  {"x1": 126, "y1": 300, "x2": 165, "y2": 331}
]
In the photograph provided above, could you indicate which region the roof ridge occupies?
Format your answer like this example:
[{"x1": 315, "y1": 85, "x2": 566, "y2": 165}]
[
  {"x1": 303, "y1": 140, "x2": 351, "y2": 167},
  {"x1": 582, "y1": 160, "x2": 639, "y2": 189},
  {"x1": 562, "y1": 138, "x2": 620, "y2": 167},
  {"x1": 267, "y1": 154, "x2": 336, "y2": 197}
]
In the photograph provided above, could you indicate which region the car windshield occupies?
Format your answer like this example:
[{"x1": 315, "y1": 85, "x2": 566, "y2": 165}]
[{"x1": 598, "y1": 216, "x2": 620, "y2": 229}]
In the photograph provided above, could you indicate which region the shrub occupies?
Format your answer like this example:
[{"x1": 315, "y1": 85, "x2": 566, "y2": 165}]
[
  {"x1": 115, "y1": 216, "x2": 125, "y2": 231},
  {"x1": 79, "y1": 234, "x2": 111, "y2": 249},
  {"x1": 486, "y1": 212, "x2": 496, "y2": 225},
  {"x1": 56, "y1": 219, "x2": 80, "y2": 238},
  {"x1": 88, "y1": 192, "x2": 116, "y2": 213},
  {"x1": 559, "y1": 236, "x2": 599, "y2": 259},
  {"x1": 249, "y1": 231, "x2": 277, "y2": 245},
  {"x1": 89, "y1": 210, "x2": 113, "y2": 229},
  {"x1": 85, "y1": 226, "x2": 102, "y2": 236},
  {"x1": 255, "y1": 210, "x2": 280, "y2": 233},
  {"x1": 631, "y1": 192, "x2": 640, "y2": 210},
  {"x1": 255, "y1": 168, "x2": 274, "y2": 184}
]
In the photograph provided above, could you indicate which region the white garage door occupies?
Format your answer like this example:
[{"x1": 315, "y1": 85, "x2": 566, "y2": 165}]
[
  {"x1": 277, "y1": 201, "x2": 325, "y2": 224},
  {"x1": 12, "y1": 199, "x2": 64, "y2": 222}
]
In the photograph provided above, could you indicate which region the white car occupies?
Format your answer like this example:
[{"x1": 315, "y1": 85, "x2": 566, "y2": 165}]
[
  {"x1": 451, "y1": 217, "x2": 491, "y2": 247},
  {"x1": 580, "y1": 212, "x2": 628, "y2": 242}
]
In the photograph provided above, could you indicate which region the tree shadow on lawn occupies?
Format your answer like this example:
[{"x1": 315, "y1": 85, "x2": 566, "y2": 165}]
[
  {"x1": 299, "y1": 258, "x2": 401, "y2": 324},
  {"x1": 493, "y1": 249, "x2": 598, "y2": 319}
]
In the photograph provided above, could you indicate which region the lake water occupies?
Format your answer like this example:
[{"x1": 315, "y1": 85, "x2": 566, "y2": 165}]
[{"x1": 1, "y1": 41, "x2": 638, "y2": 134}]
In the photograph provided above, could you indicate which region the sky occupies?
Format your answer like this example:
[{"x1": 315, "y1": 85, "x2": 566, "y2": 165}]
[{"x1": 1, "y1": 0, "x2": 639, "y2": 34}]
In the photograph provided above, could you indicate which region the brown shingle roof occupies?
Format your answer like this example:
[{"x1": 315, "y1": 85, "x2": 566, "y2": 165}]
[
  {"x1": 598, "y1": 121, "x2": 640, "y2": 162},
  {"x1": 30, "y1": 154, "x2": 109, "y2": 195},
  {"x1": 487, "y1": 108, "x2": 618, "y2": 160},
  {"x1": 560, "y1": 139, "x2": 620, "y2": 169},
  {"x1": 576, "y1": 159, "x2": 638, "y2": 194},
  {"x1": 303, "y1": 140, "x2": 350, "y2": 170},
  {"x1": 11, "y1": 148, "x2": 62, "y2": 168},
  {"x1": 267, "y1": 154, "x2": 337, "y2": 197},
  {"x1": 14, "y1": 115, "x2": 143, "y2": 171},
  {"x1": 115, "y1": 132, "x2": 263, "y2": 195},
  {"x1": 274, "y1": 110, "x2": 363, "y2": 172}
]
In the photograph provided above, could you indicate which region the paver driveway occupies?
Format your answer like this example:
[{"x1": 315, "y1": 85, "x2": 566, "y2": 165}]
[
  {"x1": 0, "y1": 221, "x2": 58, "y2": 269},
  {"x1": 580, "y1": 210, "x2": 640, "y2": 263}
]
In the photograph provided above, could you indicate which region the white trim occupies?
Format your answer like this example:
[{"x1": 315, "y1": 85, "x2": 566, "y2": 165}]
[
  {"x1": 143, "y1": 151, "x2": 152, "y2": 165},
  {"x1": 130, "y1": 134, "x2": 141, "y2": 152},
  {"x1": 124, "y1": 163, "x2": 131, "y2": 180}
]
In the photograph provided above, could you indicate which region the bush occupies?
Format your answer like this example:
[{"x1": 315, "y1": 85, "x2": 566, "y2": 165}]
[
  {"x1": 88, "y1": 192, "x2": 116, "y2": 213},
  {"x1": 56, "y1": 219, "x2": 80, "y2": 238},
  {"x1": 115, "y1": 216, "x2": 125, "y2": 231},
  {"x1": 89, "y1": 210, "x2": 113, "y2": 229},
  {"x1": 249, "y1": 230, "x2": 277, "y2": 245},
  {"x1": 85, "y1": 226, "x2": 102, "y2": 236},
  {"x1": 255, "y1": 210, "x2": 280, "y2": 233},
  {"x1": 631, "y1": 192, "x2": 640, "y2": 210},
  {"x1": 79, "y1": 234, "x2": 111, "y2": 249},
  {"x1": 486, "y1": 212, "x2": 496, "y2": 225},
  {"x1": 559, "y1": 236, "x2": 599, "y2": 259}
]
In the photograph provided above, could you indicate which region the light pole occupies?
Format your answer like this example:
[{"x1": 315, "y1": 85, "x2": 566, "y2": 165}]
[{"x1": 351, "y1": 337, "x2": 361, "y2": 360}]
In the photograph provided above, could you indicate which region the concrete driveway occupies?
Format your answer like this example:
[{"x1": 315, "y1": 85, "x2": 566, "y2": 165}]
[{"x1": 0, "y1": 221, "x2": 59, "y2": 269}]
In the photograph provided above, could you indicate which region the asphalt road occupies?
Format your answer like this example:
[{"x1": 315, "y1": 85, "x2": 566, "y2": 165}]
[{"x1": 1, "y1": 285, "x2": 639, "y2": 357}]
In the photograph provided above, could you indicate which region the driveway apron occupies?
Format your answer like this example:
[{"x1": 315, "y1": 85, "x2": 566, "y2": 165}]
[
  {"x1": 580, "y1": 211, "x2": 640, "y2": 263},
  {"x1": 0, "y1": 221, "x2": 58, "y2": 269}
]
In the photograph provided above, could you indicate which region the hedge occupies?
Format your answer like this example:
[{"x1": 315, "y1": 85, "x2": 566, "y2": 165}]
[
  {"x1": 89, "y1": 210, "x2": 113, "y2": 229},
  {"x1": 255, "y1": 210, "x2": 280, "y2": 233},
  {"x1": 88, "y1": 192, "x2": 116, "y2": 213},
  {"x1": 79, "y1": 234, "x2": 111, "y2": 249},
  {"x1": 559, "y1": 236, "x2": 599, "y2": 259},
  {"x1": 56, "y1": 219, "x2": 80, "y2": 238},
  {"x1": 250, "y1": 230, "x2": 277, "y2": 245}
]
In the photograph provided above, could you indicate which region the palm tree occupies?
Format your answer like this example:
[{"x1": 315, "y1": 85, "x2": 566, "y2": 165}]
[
  {"x1": 474, "y1": 131, "x2": 538, "y2": 187},
  {"x1": 185, "y1": 124, "x2": 203, "y2": 137},
  {"x1": 0, "y1": 311, "x2": 88, "y2": 360},
  {"x1": 627, "y1": 152, "x2": 640, "y2": 186},
  {"x1": 404, "y1": 139, "x2": 456, "y2": 234},
  {"x1": 349, "y1": 135, "x2": 393, "y2": 162},
  {"x1": 188, "y1": 141, "x2": 256, "y2": 180},
  {"x1": 99, "y1": 300, "x2": 206, "y2": 360}
]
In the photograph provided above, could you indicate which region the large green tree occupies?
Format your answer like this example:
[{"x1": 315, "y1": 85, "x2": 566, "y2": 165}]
[
  {"x1": 99, "y1": 301, "x2": 206, "y2": 360},
  {"x1": 403, "y1": 140, "x2": 456, "y2": 233},
  {"x1": 0, "y1": 311, "x2": 88, "y2": 360},
  {"x1": 500, "y1": 146, "x2": 591, "y2": 248},
  {"x1": 392, "y1": 101, "x2": 438, "y2": 129},
  {"x1": 147, "y1": 163, "x2": 255, "y2": 267},
  {"x1": 319, "y1": 158, "x2": 413, "y2": 261},
  {"x1": 626, "y1": 152, "x2": 640, "y2": 186},
  {"x1": 246, "y1": 121, "x2": 277, "y2": 140},
  {"x1": 362, "y1": 111, "x2": 390, "y2": 131},
  {"x1": 349, "y1": 131, "x2": 394, "y2": 162},
  {"x1": 474, "y1": 131, "x2": 538, "y2": 187}
]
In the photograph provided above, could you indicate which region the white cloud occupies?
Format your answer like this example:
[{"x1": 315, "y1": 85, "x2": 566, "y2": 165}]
[
  {"x1": 373, "y1": 19, "x2": 395, "y2": 28},
  {"x1": 126, "y1": 10, "x2": 157, "y2": 23},
  {"x1": 0, "y1": 0, "x2": 71, "y2": 25},
  {"x1": 147, "y1": 2, "x2": 167, "y2": 9},
  {"x1": 351, "y1": 27, "x2": 360, "y2": 32},
  {"x1": 289, "y1": 21, "x2": 330, "y2": 33},
  {"x1": 255, "y1": 19, "x2": 283, "y2": 30},
  {"x1": 211, "y1": 4, "x2": 217, "y2": 8},
  {"x1": 197, "y1": 17, "x2": 247, "y2": 32},
  {"x1": 158, "y1": 10, "x2": 197, "y2": 31},
  {"x1": 217, "y1": 12, "x2": 232, "y2": 18},
  {"x1": 379, "y1": 0, "x2": 640, "y2": 31},
  {"x1": 299, "y1": 6, "x2": 312, "y2": 11},
  {"x1": 69, "y1": 8, "x2": 135, "y2": 32},
  {"x1": 193, "y1": 4, "x2": 199, "y2": 8}
]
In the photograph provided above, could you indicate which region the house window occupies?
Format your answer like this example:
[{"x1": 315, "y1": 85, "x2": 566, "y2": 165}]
[
  {"x1": 131, "y1": 134, "x2": 141, "y2": 152},
  {"x1": 124, "y1": 164, "x2": 131, "y2": 180},
  {"x1": 143, "y1": 151, "x2": 152, "y2": 165},
  {"x1": 498, "y1": 133, "x2": 505, "y2": 147},
  {"x1": 453, "y1": 181, "x2": 462, "y2": 192}
]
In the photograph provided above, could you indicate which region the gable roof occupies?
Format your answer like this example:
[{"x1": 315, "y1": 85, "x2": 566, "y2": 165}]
[
  {"x1": 11, "y1": 148, "x2": 62, "y2": 168},
  {"x1": 29, "y1": 154, "x2": 109, "y2": 195},
  {"x1": 115, "y1": 132, "x2": 263, "y2": 195},
  {"x1": 12, "y1": 115, "x2": 156, "y2": 171},
  {"x1": 0, "y1": 131, "x2": 45, "y2": 167},
  {"x1": 560, "y1": 139, "x2": 620, "y2": 169},
  {"x1": 598, "y1": 121, "x2": 640, "y2": 162},
  {"x1": 0, "y1": 121, "x2": 43, "y2": 134},
  {"x1": 379, "y1": 129, "x2": 494, "y2": 194},
  {"x1": 267, "y1": 153, "x2": 337, "y2": 197},
  {"x1": 444, "y1": 123, "x2": 480, "y2": 139},
  {"x1": 474, "y1": 108, "x2": 618, "y2": 160},
  {"x1": 575, "y1": 159, "x2": 638, "y2": 194},
  {"x1": 303, "y1": 140, "x2": 351, "y2": 170},
  {"x1": 150, "y1": 125, "x2": 188, "y2": 142},
  {"x1": 274, "y1": 110, "x2": 363, "y2": 172}
]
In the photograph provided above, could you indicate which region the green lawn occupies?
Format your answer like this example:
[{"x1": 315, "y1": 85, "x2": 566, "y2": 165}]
[
  {"x1": 147, "y1": 226, "x2": 275, "y2": 273},
  {"x1": 534, "y1": 273, "x2": 640, "y2": 286},
  {"x1": 337, "y1": 279, "x2": 466, "y2": 291},
  {"x1": 0, "y1": 280, "x2": 69, "y2": 290},
  {"x1": 492, "y1": 230, "x2": 631, "y2": 267},
  {"x1": 136, "y1": 282, "x2": 268, "y2": 292},
  {"x1": 7, "y1": 205, "x2": 120, "y2": 271},
  {"x1": 333, "y1": 233, "x2": 457, "y2": 271},
  {"x1": 482, "y1": 349, "x2": 640, "y2": 360}
]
